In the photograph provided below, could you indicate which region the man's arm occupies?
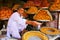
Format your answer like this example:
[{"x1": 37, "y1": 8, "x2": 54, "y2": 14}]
[{"x1": 26, "y1": 20, "x2": 42, "y2": 27}]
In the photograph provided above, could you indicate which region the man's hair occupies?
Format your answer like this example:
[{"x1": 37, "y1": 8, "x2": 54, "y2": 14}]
[{"x1": 17, "y1": 6, "x2": 23, "y2": 10}]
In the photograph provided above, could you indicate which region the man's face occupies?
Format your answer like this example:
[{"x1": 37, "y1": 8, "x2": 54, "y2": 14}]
[{"x1": 18, "y1": 8, "x2": 24, "y2": 14}]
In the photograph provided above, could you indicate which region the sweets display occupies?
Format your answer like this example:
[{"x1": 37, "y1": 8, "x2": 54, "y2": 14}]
[
  {"x1": 26, "y1": 6, "x2": 38, "y2": 14},
  {"x1": 22, "y1": 31, "x2": 48, "y2": 40},
  {"x1": 33, "y1": 0, "x2": 41, "y2": 7},
  {"x1": 23, "y1": 1, "x2": 35, "y2": 8},
  {"x1": 40, "y1": 27, "x2": 59, "y2": 35},
  {"x1": 40, "y1": 0, "x2": 50, "y2": 7},
  {"x1": 24, "y1": 0, "x2": 50, "y2": 8},
  {"x1": 33, "y1": 10, "x2": 53, "y2": 21},
  {"x1": 0, "y1": 7, "x2": 12, "y2": 20},
  {"x1": 50, "y1": 0, "x2": 60, "y2": 11}
]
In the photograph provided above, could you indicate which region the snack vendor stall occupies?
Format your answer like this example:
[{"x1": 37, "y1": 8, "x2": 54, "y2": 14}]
[{"x1": 0, "y1": 0, "x2": 60, "y2": 40}]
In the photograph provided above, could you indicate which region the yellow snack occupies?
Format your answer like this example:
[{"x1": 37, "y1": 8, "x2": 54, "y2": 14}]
[
  {"x1": 40, "y1": 27, "x2": 59, "y2": 35},
  {"x1": 22, "y1": 31, "x2": 48, "y2": 40}
]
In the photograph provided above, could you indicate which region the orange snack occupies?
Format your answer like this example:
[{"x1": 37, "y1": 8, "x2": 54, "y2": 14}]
[
  {"x1": 50, "y1": 0, "x2": 60, "y2": 11},
  {"x1": 33, "y1": 10, "x2": 53, "y2": 21},
  {"x1": 0, "y1": 7, "x2": 12, "y2": 19},
  {"x1": 40, "y1": 0, "x2": 50, "y2": 7},
  {"x1": 27, "y1": 6, "x2": 38, "y2": 14},
  {"x1": 23, "y1": 1, "x2": 35, "y2": 8}
]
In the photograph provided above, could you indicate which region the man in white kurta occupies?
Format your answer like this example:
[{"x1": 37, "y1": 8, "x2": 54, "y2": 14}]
[
  {"x1": 6, "y1": 7, "x2": 42, "y2": 39},
  {"x1": 7, "y1": 12, "x2": 27, "y2": 38}
]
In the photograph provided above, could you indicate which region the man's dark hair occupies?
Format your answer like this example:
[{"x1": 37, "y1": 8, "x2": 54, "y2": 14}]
[
  {"x1": 13, "y1": 6, "x2": 23, "y2": 12},
  {"x1": 17, "y1": 6, "x2": 23, "y2": 10}
]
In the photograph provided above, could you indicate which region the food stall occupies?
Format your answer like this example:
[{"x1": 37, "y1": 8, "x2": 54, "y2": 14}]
[{"x1": 0, "y1": 0, "x2": 60, "y2": 40}]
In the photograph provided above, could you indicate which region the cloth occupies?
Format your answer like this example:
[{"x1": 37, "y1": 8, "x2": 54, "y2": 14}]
[{"x1": 6, "y1": 12, "x2": 28, "y2": 38}]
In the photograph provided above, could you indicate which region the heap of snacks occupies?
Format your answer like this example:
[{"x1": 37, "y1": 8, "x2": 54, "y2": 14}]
[
  {"x1": 40, "y1": 27, "x2": 59, "y2": 35},
  {"x1": 26, "y1": 6, "x2": 38, "y2": 14},
  {"x1": 22, "y1": 31, "x2": 48, "y2": 40},
  {"x1": 50, "y1": 0, "x2": 60, "y2": 11},
  {"x1": 33, "y1": 10, "x2": 53, "y2": 21},
  {"x1": 0, "y1": 7, "x2": 12, "y2": 19}
]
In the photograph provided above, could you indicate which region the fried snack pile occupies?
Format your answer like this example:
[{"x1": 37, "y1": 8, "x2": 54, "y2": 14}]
[
  {"x1": 50, "y1": 0, "x2": 60, "y2": 11},
  {"x1": 27, "y1": 6, "x2": 38, "y2": 14},
  {"x1": 22, "y1": 31, "x2": 48, "y2": 40},
  {"x1": 33, "y1": 10, "x2": 52, "y2": 21},
  {"x1": 40, "y1": 27, "x2": 59, "y2": 35},
  {"x1": 40, "y1": 0, "x2": 50, "y2": 7},
  {"x1": 0, "y1": 7, "x2": 12, "y2": 19},
  {"x1": 23, "y1": 1, "x2": 35, "y2": 8}
]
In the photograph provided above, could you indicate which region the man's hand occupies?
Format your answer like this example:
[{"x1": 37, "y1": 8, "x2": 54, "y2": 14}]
[
  {"x1": 26, "y1": 20, "x2": 42, "y2": 27},
  {"x1": 32, "y1": 21, "x2": 42, "y2": 27}
]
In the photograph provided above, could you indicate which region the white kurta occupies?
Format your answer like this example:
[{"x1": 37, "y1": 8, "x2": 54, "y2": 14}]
[{"x1": 6, "y1": 12, "x2": 27, "y2": 38}]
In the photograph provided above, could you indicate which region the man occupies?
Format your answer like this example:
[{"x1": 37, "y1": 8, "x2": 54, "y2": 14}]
[{"x1": 6, "y1": 6, "x2": 42, "y2": 40}]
